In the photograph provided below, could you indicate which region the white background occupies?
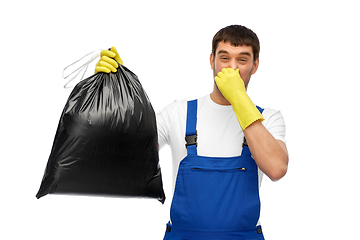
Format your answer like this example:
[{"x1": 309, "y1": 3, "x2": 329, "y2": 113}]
[{"x1": 1, "y1": 0, "x2": 359, "y2": 239}]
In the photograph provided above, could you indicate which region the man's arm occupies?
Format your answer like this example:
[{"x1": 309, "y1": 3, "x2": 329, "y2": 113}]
[
  {"x1": 244, "y1": 120, "x2": 288, "y2": 181},
  {"x1": 215, "y1": 68, "x2": 288, "y2": 181}
]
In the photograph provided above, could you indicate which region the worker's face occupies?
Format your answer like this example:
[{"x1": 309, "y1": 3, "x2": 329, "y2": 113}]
[{"x1": 210, "y1": 41, "x2": 259, "y2": 90}]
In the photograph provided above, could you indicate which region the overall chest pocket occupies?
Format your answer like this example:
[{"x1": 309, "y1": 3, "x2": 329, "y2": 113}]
[
  {"x1": 171, "y1": 162, "x2": 260, "y2": 229},
  {"x1": 186, "y1": 165, "x2": 255, "y2": 201},
  {"x1": 191, "y1": 166, "x2": 247, "y2": 171}
]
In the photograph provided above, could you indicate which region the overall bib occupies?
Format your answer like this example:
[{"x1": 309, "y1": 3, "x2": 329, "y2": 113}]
[{"x1": 163, "y1": 100, "x2": 265, "y2": 240}]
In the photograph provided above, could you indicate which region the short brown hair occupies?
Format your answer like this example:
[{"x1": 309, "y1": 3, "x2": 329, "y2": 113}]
[{"x1": 212, "y1": 25, "x2": 260, "y2": 61}]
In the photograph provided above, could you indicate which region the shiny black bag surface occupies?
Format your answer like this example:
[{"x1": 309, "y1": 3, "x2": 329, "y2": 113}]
[{"x1": 36, "y1": 65, "x2": 165, "y2": 203}]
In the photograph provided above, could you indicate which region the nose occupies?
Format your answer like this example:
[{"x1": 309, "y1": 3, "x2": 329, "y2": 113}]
[{"x1": 229, "y1": 59, "x2": 238, "y2": 70}]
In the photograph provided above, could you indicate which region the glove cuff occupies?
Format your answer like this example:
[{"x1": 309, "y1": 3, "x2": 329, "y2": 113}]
[{"x1": 231, "y1": 95, "x2": 264, "y2": 130}]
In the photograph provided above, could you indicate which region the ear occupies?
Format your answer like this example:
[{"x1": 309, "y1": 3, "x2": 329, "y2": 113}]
[
  {"x1": 251, "y1": 58, "x2": 259, "y2": 75},
  {"x1": 210, "y1": 53, "x2": 215, "y2": 70}
]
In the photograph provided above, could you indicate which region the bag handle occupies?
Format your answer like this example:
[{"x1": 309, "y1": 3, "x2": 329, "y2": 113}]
[{"x1": 62, "y1": 49, "x2": 102, "y2": 88}]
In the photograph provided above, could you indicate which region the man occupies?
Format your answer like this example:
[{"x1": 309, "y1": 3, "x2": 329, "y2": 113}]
[{"x1": 96, "y1": 25, "x2": 288, "y2": 240}]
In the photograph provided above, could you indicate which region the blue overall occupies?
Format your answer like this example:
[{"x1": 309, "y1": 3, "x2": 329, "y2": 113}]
[{"x1": 163, "y1": 100, "x2": 265, "y2": 240}]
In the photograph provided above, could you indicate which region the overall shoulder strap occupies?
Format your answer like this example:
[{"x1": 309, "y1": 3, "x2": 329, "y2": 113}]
[
  {"x1": 185, "y1": 100, "x2": 198, "y2": 156},
  {"x1": 256, "y1": 105, "x2": 264, "y2": 114}
]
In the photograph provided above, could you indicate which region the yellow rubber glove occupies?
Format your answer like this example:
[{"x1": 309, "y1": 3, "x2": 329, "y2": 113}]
[
  {"x1": 215, "y1": 68, "x2": 264, "y2": 130},
  {"x1": 95, "y1": 46, "x2": 123, "y2": 73}
]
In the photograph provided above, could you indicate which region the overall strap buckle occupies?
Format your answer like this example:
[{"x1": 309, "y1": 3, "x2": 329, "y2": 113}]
[
  {"x1": 242, "y1": 136, "x2": 248, "y2": 147},
  {"x1": 185, "y1": 131, "x2": 197, "y2": 148}
]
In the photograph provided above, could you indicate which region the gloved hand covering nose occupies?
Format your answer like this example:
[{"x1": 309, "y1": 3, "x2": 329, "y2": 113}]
[
  {"x1": 215, "y1": 68, "x2": 264, "y2": 130},
  {"x1": 95, "y1": 46, "x2": 123, "y2": 73}
]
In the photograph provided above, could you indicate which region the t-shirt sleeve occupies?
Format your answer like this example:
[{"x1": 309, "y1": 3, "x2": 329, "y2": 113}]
[
  {"x1": 262, "y1": 108, "x2": 286, "y2": 145},
  {"x1": 156, "y1": 101, "x2": 177, "y2": 149}
]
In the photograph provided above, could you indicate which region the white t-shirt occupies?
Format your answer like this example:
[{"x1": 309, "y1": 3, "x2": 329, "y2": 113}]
[{"x1": 156, "y1": 94, "x2": 286, "y2": 190}]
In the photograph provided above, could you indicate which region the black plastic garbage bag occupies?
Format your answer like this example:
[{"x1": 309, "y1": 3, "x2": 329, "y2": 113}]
[{"x1": 36, "y1": 64, "x2": 165, "y2": 203}]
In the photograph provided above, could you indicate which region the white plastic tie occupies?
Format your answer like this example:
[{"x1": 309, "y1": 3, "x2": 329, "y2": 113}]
[{"x1": 62, "y1": 49, "x2": 102, "y2": 88}]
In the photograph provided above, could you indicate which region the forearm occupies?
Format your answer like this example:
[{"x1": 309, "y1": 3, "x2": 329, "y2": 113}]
[
  {"x1": 214, "y1": 67, "x2": 288, "y2": 180},
  {"x1": 243, "y1": 120, "x2": 288, "y2": 181}
]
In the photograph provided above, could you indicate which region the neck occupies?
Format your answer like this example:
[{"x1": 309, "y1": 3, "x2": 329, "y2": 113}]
[{"x1": 210, "y1": 84, "x2": 231, "y2": 106}]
